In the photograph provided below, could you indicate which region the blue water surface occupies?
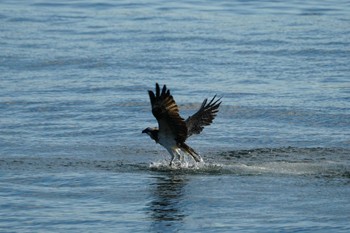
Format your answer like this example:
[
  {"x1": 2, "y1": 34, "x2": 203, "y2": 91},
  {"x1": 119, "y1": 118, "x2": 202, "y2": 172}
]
[{"x1": 1, "y1": 0, "x2": 350, "y2": 232}]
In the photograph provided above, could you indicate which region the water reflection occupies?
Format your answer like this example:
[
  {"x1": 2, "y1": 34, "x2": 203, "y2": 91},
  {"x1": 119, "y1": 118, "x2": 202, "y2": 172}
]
[{"x1": 147, "y1": 174, "x2": 188, "y2": 232}]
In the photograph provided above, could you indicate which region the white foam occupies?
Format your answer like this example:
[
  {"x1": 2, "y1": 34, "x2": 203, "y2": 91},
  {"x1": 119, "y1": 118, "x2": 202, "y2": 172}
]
[{"x1": 149, "y1": 159, "x2": 206, "y2": 170}]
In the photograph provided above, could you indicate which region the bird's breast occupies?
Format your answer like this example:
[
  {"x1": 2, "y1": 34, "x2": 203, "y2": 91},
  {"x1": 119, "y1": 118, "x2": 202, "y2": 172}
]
[{"x1": 158, "y1": 131, "x2": 177, "y2": 149}]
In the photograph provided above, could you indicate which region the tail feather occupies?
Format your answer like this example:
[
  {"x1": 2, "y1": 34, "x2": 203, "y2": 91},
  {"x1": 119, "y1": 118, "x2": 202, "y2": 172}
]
[{"x1": 179, "y1": 143, "x2": 203, "y2": 162}]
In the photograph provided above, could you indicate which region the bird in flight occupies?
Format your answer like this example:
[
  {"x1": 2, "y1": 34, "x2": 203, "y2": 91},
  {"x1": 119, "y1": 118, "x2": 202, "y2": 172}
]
[{"x1": 142, "y1": 83, "x2": 221, "y2": 166}]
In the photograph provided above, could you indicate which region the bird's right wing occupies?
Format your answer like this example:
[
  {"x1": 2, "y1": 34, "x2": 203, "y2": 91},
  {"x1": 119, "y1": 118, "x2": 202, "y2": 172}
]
[
  {"x1": 148, "y1": 83, "x2": 188, "y2": 143},
  {"x1": 185, "y1": 95, "x2": 221, "y2": 138}
]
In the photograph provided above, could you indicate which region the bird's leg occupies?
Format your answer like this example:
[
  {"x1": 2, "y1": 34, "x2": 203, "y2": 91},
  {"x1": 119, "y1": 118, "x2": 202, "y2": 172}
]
[
  {"x1": 173, "y1": 148, "x2": 179, "y2": 161},
  {"x1": 169, "y1": 148, "x2": 177, "y2": 167},
  {"x1": 169, "y1": 148, "x2": 182, "y2": 167},
  {"x1": 178, "y1": 149, "x2": 185, "y2": 163},
  {"x1": 169, "y1": 156, "x2": 175, "y2": 167}
]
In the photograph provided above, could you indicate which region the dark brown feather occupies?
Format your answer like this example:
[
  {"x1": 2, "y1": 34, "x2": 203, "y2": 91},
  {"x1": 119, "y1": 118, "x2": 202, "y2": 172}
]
[
  {"x1": 185, "y1": 95, "x2": 221, "y2": 137},
  {"x1": 148, "y1": 83, "x2": 188, "y2": 143}
]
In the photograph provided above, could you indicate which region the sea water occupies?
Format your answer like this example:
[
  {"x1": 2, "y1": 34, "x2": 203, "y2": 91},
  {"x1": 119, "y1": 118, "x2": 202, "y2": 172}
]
[{"x1": 1, "y1": 0, "x2": 350, "y2": 232}]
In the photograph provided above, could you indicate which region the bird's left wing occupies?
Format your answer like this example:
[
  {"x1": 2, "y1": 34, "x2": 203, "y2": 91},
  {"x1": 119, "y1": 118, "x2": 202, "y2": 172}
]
[
  {"x1": 185, "y1": 95, "x2": 221, "y2": 138},
  {"x1": 148, "y1": 83, "x2": 187, "y2": 143}
]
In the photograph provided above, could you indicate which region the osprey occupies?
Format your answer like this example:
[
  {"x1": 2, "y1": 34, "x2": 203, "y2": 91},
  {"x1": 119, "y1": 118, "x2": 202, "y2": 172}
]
[{"x1": 142, "y1": 83, "x2": 221, "y2": 166}]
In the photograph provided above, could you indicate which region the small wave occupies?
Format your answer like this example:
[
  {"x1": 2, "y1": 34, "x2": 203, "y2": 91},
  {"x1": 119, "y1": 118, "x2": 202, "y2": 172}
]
[
  {"x1": 216, "y1": 147, "x2": 349, "y2": 163},
  {"x1": 146, "y1": 147, "x2": 350, "y2": 177},
  {"x1": 211, "y1": 147, "x2": 350, "y2": 177},
  {"x1": 147, "y1": 160, "x2": 348, "y2": 177},
  {"x1": 1, "y1": 147, "x2": 349, "y2": 178}
]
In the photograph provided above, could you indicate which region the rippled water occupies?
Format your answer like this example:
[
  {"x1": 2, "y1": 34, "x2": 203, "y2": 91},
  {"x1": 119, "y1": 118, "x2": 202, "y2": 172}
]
[{"x1": 1, "y1": 0, "x2": 350, "y2": 232}]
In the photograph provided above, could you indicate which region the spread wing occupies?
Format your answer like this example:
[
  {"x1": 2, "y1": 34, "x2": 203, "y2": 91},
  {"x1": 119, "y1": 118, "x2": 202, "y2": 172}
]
[
  {"x1": 148, "y1": 83, "x2": 187, "y2": 143},
  {"x1": 185, "y1": 95, "x2": 221, "y2": 138}
]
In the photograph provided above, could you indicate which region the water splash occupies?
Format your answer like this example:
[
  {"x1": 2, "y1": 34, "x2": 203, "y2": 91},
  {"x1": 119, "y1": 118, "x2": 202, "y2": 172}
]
[{"x1": 149, "y1": 159, "x2": 207, "y2": 171}]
